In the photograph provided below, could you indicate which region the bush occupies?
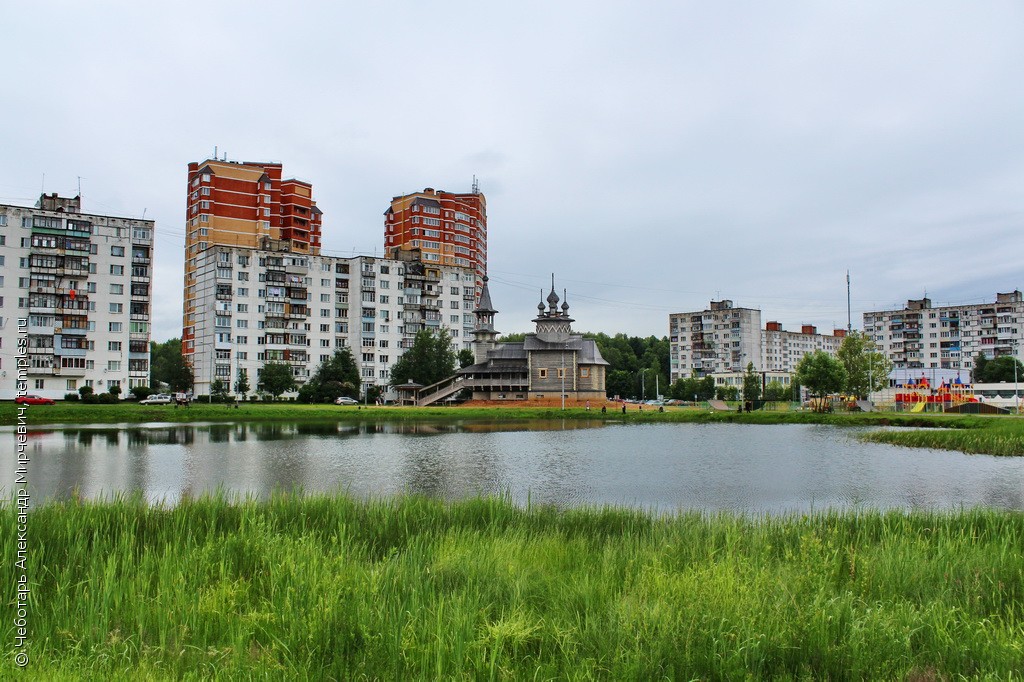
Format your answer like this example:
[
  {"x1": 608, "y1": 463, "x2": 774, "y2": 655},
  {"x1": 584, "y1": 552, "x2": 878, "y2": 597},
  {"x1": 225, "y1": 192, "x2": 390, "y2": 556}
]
[
  {"x1": 64, "y1": 393, "x2": 79, "y2": 402},
  {"x1": 78, "y1": 385, "x2": 94, "y2": 399},
  {"x1": 131, "y1": 386, "x2": 153, "y2": 400}
]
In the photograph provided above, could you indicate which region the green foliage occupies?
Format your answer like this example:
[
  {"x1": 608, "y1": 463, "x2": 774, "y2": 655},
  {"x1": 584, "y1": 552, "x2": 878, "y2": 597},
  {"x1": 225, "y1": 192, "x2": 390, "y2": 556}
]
[
  {"x1": 209, "y1": 379, "x2": 230, "y2": 402},
  {"x1": 796, "y1": 351, "x2": 848, "y2": 400},
  {"x1": 259, "y1": 362, "x2": 297, "y2": 399},
  {"x1": 107, "y1": 384, "x2": 122, "y2": 398},
  {"x1": 389, "y1": 328, "x2": 457, "y2": 387},
  {"x1": 837, "y1": 331, "x2": 893, "y2": 398},
  {"x1": 63, "y1": 392, "x2": 79, "y2": 402},
  {"x1": 298, "y1": 349, "x2": 361, "y2": 403},
  {"x1": 9, "y1": 495, "x2": 1021, "y2": 679},
  {"x1": 587, "y1": 332, "x2": 670, "y2": 399},
  {"x1": 972, "y1": 354, "x2": 1024, "y2": 383},
  {"x1": 742, "y1": 362, "x2": 762, "y2": 402},
  {"x1": 972, "y1": 353, "x2": 988, "y2": 383},
  {"x1": 716, "y1": 385, "x2": 739, "y2": 401},
  {"x1": 129, "y1": 385, "x2": 153, "y2": 401},
  {"x1": 78, "y1": 385, "x2": 94, "y2": 399},
  {"x1": 762, "y1": 380, "x2": 789, "y2": 402},
  {"x1": 150, "y1": 338, "x2": 194, "y2": 391},
  {"x1": 234, "y1": 368, "x2": 251, "y2": 397},
  {"x1": 458, "y1": 348, "x2": 475, "y2": 368}
]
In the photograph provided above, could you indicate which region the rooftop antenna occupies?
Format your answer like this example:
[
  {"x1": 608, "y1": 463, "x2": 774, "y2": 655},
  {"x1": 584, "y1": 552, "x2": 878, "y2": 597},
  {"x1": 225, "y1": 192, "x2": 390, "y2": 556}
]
[
  {"x1": 472, "y1": 175, "x2": 479, "y2": 194},
  {"x1": 214, "y1": 145, "x2": 218, "y2": 160},
  {"x1": 40, "y1": 173, "x2": 45, "y2": 195},
  {"x1": 77, "y1": 176, "x2": 83, "y2": 199},
  {"x1": 142, "y1": 208, "x2": 147, "y2": 220}
]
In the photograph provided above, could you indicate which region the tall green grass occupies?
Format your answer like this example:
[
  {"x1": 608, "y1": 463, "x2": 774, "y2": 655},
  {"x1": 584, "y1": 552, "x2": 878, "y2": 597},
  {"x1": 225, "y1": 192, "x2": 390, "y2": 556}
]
[
  {"x1": 863, "y1": 421, "x2": 1024, "y2": 456},
  {"x1": 3, "y1": 493, "x2": 1022, "y2": 679}
]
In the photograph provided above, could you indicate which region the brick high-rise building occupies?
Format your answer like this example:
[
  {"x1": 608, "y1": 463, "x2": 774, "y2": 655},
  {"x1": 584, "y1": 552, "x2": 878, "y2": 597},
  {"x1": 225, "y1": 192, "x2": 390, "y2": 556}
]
[
  {"x1": 182, "y1": 159, "x2": 321, "y2": 359},
  {"x1": 384, "y1": 186, "x2": 486, "y2": 279}
]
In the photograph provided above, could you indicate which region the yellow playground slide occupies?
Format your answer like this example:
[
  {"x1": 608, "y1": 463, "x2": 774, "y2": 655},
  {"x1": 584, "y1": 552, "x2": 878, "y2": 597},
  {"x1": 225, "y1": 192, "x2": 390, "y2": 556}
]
[{"x1": 910, "y1": 401, "x2": 926, "y2": 413}]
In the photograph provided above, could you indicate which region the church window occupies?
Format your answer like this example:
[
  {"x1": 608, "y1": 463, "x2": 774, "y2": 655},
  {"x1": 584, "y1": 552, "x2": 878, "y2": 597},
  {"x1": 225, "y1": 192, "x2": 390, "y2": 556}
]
[{"x1": 539, "y1": 369, "x2": 548, "y2": 379}]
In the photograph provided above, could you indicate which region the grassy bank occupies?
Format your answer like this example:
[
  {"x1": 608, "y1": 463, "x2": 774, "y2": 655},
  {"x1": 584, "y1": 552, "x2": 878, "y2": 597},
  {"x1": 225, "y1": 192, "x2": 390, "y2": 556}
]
[
  {"x1": 863, "y1": 420, "x2": 1024, "y2": 456},
  {"x1": 3, "y1": 494, "x2": 1022, "y2": 679},
  {"x1": 0, "y1": 400, "x2": 993, "y2": 429}
]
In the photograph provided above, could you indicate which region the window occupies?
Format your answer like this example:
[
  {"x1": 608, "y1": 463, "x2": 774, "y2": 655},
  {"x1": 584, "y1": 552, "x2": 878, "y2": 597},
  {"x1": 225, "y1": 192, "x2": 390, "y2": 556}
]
[
  {"x1": 580, "y1": 367, "x2": 590, "y2": 378},
  {"x1": 110, "y1": 246, "x2": 125, "y2": 257},
  {"x1": 108, "y1": 322, "x2": 123, "y2": 332},
  {"x1": 110, "y1": 284, "x2": 124, "y2": 295},
  {"x1": 539, "y1": 369, "x2": 548, "y2": 379},
  {"x1": 110, "y1": 264, "x2": 124, "y2": 276},
  {"x1": 108, "y1": 341, "x2": 122, "y2": 352},
  {"x1": 109, "y1": 303, "x2": 123, "y2": 313}
]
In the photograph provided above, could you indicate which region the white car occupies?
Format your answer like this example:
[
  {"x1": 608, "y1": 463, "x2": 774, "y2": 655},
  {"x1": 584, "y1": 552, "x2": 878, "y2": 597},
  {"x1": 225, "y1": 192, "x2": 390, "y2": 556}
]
[
  {"x1": 334, "y1": 396, "x2": 359, "y2": 405},
  {"x1": 139, "y1": 394, "x2": 173, "y2": 405}
]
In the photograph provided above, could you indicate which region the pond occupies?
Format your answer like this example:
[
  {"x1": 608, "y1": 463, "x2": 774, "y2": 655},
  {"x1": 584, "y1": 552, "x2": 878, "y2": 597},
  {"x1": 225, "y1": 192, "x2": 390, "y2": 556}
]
[{"x1": 4, "y1": 420, "x2": 1023, "y2": 514}]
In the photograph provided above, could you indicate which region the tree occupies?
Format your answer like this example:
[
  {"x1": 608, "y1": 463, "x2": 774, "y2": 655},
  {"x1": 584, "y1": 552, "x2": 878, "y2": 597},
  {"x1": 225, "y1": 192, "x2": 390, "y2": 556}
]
[
  {"x1": 108, "y1": 384, "x2": 122, "y2": 398},
  {"x1": 763, "y1": 380, "x2": 789, "y2": 402},
  {"x1": 974, "y1": 355, "x2": 1024, "y2": 383},
  {"x1": 742, "y1": 362, "x2": 762, "y2": 402},
  {"x1": 971, "y1": 353, "x2": 989, "y2": 383},
  {"x1": 458, "y1": 348, "x2": 475, "y2": 368},
  {"x1": 389, "y1": 328, "x2": 457, "y2": 388},
  {"x1": 150, "y1": 339, "x2": 194, "y2": 392},
  {"x1": 259, "y1": 362, "x2": 296, "y2": 399},
  {"x1": 210, "y1": 379, "x2": 230, "y2": 402},
  {"x1": 298, "y1": 348, "x2": 361, "y2": 403},
  {"x1": 715, "y1": 385, "x2": 739, "y2": 401},
  {"x1": 795, "y1": 351, "x2": 847, "y2": 410},
  {"x1": 234, "y1": 368, "x2": 251, "y2": 397},
  {"x1": 837, "y1": 331, "x2": 892, "y2": 398}
]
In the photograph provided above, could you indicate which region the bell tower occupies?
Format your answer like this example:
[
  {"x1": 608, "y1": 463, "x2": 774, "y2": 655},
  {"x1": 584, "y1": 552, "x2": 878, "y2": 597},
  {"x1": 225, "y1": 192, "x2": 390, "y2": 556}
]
[{"x1": 471, "y1": 275, "x2": 499, "y2": 364}]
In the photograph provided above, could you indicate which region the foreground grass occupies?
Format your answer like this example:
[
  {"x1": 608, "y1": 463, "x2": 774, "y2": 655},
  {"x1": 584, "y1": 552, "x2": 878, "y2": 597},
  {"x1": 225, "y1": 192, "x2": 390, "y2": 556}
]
[{"x1": 3, "y1": 494, "x2": 1022, "y2": 679}]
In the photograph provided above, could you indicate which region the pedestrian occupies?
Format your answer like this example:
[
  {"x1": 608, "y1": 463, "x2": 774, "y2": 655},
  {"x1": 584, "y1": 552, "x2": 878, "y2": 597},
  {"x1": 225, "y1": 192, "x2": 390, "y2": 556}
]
[
  {"x1": 585, "y1": 400, "x2": 590, "y2": 411},
  {"x1": 621, "y1": 404, "x2": 626, "y2": 414}
]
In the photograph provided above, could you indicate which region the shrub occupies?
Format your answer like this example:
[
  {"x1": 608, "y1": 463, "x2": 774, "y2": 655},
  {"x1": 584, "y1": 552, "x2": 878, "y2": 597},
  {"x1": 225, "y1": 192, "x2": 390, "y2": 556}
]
[{"x1": 64, "y1": 393, "x2": 80, "y2": 402}]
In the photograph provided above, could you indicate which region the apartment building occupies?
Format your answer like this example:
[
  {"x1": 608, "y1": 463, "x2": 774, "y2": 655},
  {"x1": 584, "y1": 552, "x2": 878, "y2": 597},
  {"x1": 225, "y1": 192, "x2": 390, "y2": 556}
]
[
  {"x1": 183, "y1": 159, "x2": 321, "y2": 363},
  {"x1": 384, "y1": 186, "x2": 486, "y2": 279},
  {"x1": 669, "y1": 300, "x2": 846, "y2": 392},
  {"x1": 188, "y1": 243, "x2": 477, "y2": 399},
  {"x1": 863, "y1": 291, "x2": 1024, "y2": 377},
  {"x1": 0, "y1": 193, "x2": 155, "y2": 400},
  {"x1": 763, "y1": 322, "x2": 846, "y2": 373},
  {"x1": 668, "y1": 300, "x2": 762, "y2": 381}
]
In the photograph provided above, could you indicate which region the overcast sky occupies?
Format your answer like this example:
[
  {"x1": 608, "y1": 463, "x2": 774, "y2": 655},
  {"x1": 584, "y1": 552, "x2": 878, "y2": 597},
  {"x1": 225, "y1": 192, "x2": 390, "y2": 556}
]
[{"x1": 3, "y1": 2, "x2": 1022, "y2": 341}]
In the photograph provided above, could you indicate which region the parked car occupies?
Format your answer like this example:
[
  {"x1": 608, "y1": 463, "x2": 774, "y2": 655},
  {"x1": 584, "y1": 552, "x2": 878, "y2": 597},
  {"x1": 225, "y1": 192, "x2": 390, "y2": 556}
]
[
  {"x1": 15, "y1": 395, "x2": 55, "y2": 405},
  {"x1": 139, "y1": 394, "x2": 173, "y2": 405},
  {"x1": 334, "y1": 396, "x2": 359, "y2": 405}
]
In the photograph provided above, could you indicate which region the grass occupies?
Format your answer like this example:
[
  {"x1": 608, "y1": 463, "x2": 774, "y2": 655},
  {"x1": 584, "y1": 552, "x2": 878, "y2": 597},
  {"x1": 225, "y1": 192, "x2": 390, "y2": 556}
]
[
  {"x1": 2, "y1": 493, "x2": 1022, "y2": 679},
  {"x1": 0, "y1": 399, "x2": 1000, "y2": 429},
  {"x1": 863, "y1": 420, "x2": 1024, "y2": 456}
]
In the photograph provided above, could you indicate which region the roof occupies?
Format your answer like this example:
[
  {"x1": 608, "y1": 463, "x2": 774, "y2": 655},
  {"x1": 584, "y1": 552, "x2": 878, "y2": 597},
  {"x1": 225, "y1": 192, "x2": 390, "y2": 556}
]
[{"x1": 522, "y1": 335, "x2": 609, "y2": 365}]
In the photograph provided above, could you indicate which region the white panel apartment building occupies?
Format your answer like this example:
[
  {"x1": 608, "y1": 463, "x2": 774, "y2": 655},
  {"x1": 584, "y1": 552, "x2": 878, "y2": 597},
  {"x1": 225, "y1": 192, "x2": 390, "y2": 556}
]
[
  {"x1": 863, "y1": 291, "x2": 1024, "y2": 379},
  {"x1": 669, "y1": 300, "x2": 845, "y2": 386},
  {"x1": 668, "y1": 300, "x2": 764, "y2": 381},
  {"x1": 0, "y1": 194, "x2": 155, "y2": 400},
  {"x1": 189, "y1": 244, "x2": 477, "y2": 399}
]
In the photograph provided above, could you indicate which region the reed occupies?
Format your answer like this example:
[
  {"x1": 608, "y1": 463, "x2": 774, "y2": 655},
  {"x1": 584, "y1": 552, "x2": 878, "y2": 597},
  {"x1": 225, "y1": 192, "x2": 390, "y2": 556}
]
[
  {"x1": 3, "y1": 493, "x2": 1021, "y2": 679},
  {"x1": 862, "y1": 422, "x2": 1024, "y2": 456}
]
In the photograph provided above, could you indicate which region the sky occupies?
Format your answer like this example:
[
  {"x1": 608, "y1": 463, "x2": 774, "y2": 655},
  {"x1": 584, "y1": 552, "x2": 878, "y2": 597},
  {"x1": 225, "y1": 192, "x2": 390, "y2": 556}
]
[{"x1": 3, "y1": 1, "x2": 1023, "y2": 342}]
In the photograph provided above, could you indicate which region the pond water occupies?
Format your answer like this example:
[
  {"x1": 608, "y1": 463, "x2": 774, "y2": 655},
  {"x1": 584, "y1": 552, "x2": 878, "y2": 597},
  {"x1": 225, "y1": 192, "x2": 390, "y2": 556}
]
[{"x1": 4, "y1": 420, "x2": 1023, "y2": 514}]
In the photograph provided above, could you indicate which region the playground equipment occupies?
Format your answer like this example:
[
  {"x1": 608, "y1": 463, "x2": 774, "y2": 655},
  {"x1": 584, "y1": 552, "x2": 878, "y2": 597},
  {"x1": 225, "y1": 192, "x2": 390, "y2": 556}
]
[{"x1": 895, "y1": 376, "x2": 977, "y2": 412}]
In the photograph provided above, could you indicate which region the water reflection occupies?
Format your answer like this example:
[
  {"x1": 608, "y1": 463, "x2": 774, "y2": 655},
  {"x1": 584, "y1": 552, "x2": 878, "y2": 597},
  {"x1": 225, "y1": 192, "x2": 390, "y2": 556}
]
[{"x1": 2, "y1": 421, "x2": 1022, "y2": 514}]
